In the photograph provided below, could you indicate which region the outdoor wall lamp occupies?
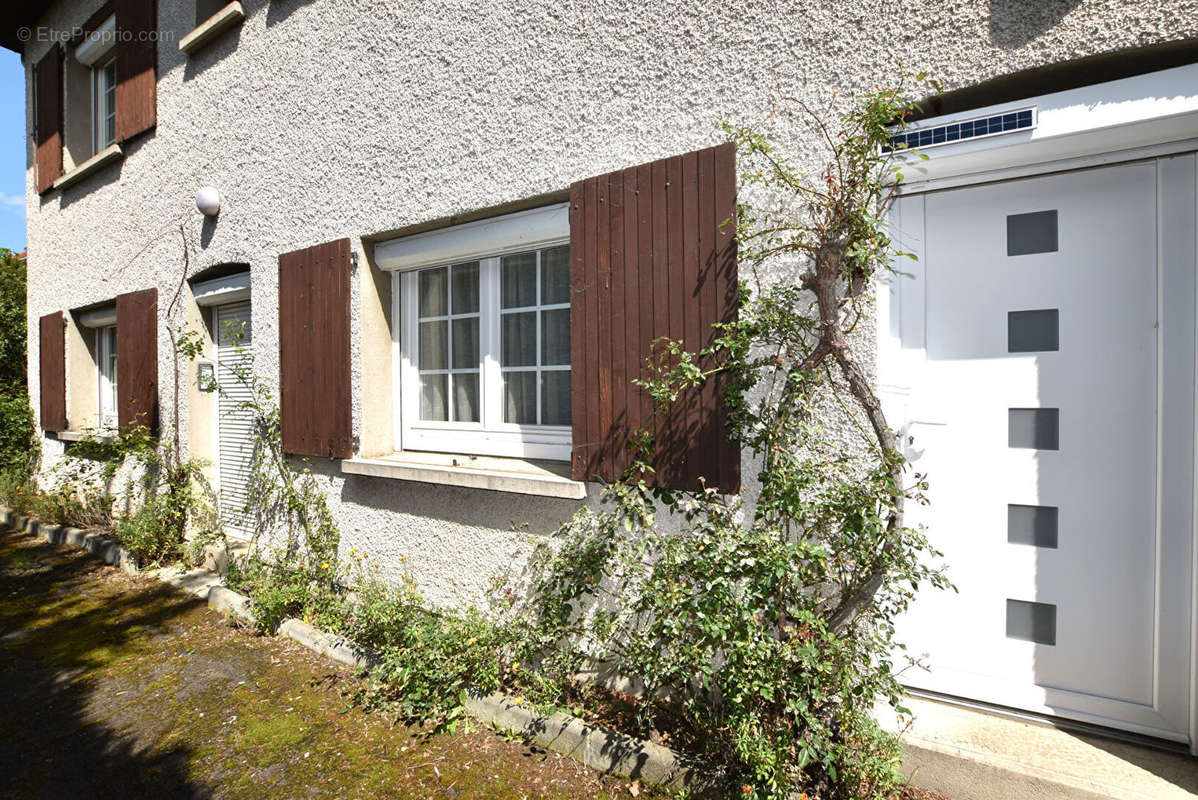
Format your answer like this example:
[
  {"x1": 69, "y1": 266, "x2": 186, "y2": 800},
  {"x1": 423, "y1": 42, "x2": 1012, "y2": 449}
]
[{"x1": 195, "y1": 186, "x2": 222, "y2": 217}]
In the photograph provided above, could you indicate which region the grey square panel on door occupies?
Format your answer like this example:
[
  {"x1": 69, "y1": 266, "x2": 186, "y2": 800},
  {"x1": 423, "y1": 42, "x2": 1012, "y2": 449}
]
[
  {"x1": 1007, "y1": 210, "x2": 1058, "y2": 256},
  {"x1": 1008, "y1": 408, "x2": 1059, "y2": 449},
  {"x1": 1006, "y1": 599, "x2": 1057, "y2": 645},
  {"x1": 1008, "y1": 504, "x2": 1059, "y2": 548},
  {"x1": 1008, "y1": 309, "x2": 1059, "y2": 352}
]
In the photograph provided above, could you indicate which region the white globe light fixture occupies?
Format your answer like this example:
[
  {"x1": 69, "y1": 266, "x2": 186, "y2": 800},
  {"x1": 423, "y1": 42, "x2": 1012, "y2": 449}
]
[{"x1": 195, "y1": 186, "x2": 221, "y2": 217}]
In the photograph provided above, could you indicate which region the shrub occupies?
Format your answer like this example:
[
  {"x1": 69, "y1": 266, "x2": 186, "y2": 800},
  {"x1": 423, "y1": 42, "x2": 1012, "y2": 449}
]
[
  {"x1": 114, "y1": 496, "x2": 185, "y2": 566},
  {"x1": 0, "y1": 468, "x2": 35, "y2": 516},
  {"x1": 0, "y1": 394, "x2": 35, "y2": 480},
  {"x1": 25, "y1": 479, "x2": 115, "y2": 530},
  {"x1": 0, "y1": 249, "x2": 36, "y2": 482},
  {"x1": 345, "y1": 576, "x2": 528, "y2": 729}
]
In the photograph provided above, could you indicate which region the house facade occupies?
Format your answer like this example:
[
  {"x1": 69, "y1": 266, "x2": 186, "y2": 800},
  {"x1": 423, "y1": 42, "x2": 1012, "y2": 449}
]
[{"x1": 8, "y1": 0, "x2": 1198, "y2": 756}]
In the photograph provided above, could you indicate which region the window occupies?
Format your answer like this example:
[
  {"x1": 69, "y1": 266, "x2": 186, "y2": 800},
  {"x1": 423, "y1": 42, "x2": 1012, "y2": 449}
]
[
  {"x1": 398, "y1": 242, "x2": 571, "y2": 460},
  {"x1": 97, "y1": 324, "x2": 118, "y2": 428},
  {"x1": 92, "y1": 56, "x2": 116, "y2": 154},
  {"x1": 69, "y1": 15, "x2": 117, "y2": 165}
]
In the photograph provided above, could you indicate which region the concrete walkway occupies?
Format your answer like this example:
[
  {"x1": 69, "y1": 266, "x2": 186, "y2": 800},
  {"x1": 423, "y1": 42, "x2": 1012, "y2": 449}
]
[
  {"x1": 882, "y1": 695, "x2": 1198, "y2": 800},
  {"x1": 0, "y1": 526, "x2": 652, "y2": 799}
]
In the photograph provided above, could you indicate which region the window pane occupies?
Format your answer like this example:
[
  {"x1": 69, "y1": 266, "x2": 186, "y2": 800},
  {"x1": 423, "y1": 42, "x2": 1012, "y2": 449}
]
[
  {"x1": 501, "y1": 251, "x2": 537, "y2": 308},
  {"x1": 451, "y1": 262, "x2": 479, "y2": 314},
  {"x1": 541, "y1": 245, "x2": 570, "y2": 305},
  {"x1": 503, "y1": 371, "x2": 536, "y2": 424},
  {"x1": 419, "y1": 320, "x2": 447, "y2": 370},
  {"x1": 451, "y1": 317, "x2": 479, "y2": 369},
  {"x1": 419, "y1": 267, "x2": 447, "y2": 317},
  {"x1": 501, "y1": 311, "x2": 536, "y2": 367},
  {"x1": 420, "y1": 374, "x2": 448, "y2": 421},
  {"x1": 102, "y1": 63, "x2": 116, "y2": 147},
  {"x1": 453, "y1": 372, "x2": 480, "y2": 423},
  {"x1": 542, "y1": 371, "x2": 570, "y2": 426},
  {"x1": 541, "y1": 309, "x2": 569, "y2": 365}
]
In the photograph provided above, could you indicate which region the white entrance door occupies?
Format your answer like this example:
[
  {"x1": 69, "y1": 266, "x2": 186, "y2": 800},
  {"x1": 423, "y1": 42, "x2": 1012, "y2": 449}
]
[
  {"x1": 890, "y1": 158, "x2": 1195, "y2": 743},
  {"x1": 216, "y1": 301, "x2": 254, "y2": 539}
]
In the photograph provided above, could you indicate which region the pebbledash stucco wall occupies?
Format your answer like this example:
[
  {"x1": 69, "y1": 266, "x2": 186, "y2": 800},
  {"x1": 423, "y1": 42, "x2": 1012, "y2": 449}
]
[{"x1": 22, "y1": 0, "x2": 1198, "y2": 606}]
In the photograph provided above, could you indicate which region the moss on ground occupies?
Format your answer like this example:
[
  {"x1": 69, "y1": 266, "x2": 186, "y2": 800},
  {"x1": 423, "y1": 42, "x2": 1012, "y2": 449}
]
[{"x1": 0, "y1": 528, "x2": 659, "y2": 799}]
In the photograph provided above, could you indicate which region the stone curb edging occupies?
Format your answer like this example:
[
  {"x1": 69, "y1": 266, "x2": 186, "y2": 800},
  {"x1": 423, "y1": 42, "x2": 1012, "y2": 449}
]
[
  {"x1": 277, "y1": 618, "x2": 381, "y2": 672},
  {"x1": 463, "y1": 691, "x2": 725, "y2": 797},
  {"x1": 0, "y1": 507, "x2": 723, "y2": 798},
  {"x1": 2, "y1": 508, "x2": 138, "y2": 574}
]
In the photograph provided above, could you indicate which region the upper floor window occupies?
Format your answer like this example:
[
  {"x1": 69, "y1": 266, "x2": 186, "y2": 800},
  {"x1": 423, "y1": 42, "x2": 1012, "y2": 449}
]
[
  {"x1": 92, "y1": 57, "x2": 116, "y2": 153},
  {"x1": 34, "y1": 2, "x2": 158, "y2": 193},
  {"x1": 70, "y1": 15, "x2": 117, "y2": 163}
]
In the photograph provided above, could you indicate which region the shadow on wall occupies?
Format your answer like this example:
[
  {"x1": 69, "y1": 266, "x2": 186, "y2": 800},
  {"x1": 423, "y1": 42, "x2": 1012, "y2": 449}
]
[
  {"x1": 181, "y1": 25, "x2": 244, "y2": 82},
  {"x1": 338, "y1": 469, "x2": 581, "y2": 534},
  {"x1": 989, "y1": 0, "x2": 1083, "y2": 48},
  {"x1": 265, "y1": 0, "x2": 318, "y2": 28},
  {"x1": 53, "y1": 158, "x2": 123, "y2": 211}
]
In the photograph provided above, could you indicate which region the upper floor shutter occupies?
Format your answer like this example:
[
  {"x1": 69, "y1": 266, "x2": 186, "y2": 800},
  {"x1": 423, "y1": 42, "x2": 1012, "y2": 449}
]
[
  {"x1": 116, "y1": 288, "x2": 158, "y2": 432},
  {"x1": 114, "y1": 0, "x2": 157, "y2": 142},
  {"x1": 278, "y1": 238, "x2": 353, "y2": 458},
  {"x1": 33, "y1": 46, "x2": 63, "y2": 194},
  {"x1": 38, "y1": 312, "x2": 67, "y2": 431},
  {"x1": 569, "y1": 142, "x2": 740, "y2": 493}
]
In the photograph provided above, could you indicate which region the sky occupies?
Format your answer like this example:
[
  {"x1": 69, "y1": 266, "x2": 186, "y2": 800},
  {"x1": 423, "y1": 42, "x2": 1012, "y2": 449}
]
[{"x1": 0, "y1": 49, "x2": 26, "y2": 253}]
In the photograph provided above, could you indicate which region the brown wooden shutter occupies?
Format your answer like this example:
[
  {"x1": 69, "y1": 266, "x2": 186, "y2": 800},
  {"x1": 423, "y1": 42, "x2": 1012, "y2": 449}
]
[
  {"x1": 33, "y1": 46, "x2": 63, "y2": 194},
  {"x1": 38, "y1": 312, "x2": 67, "y2": 431},
  {"x1": 116, "y1": 288, "x2": 158, "y2": 432},
  {"x1": 570, "y1": 142, "x2": 739, "y2": 493},
  {"x1": 278, "y1": 238, "x2": 353, "y2": 458},
  {"x1": 114, "y1": 0, "x2": 157, "y2": 142}
]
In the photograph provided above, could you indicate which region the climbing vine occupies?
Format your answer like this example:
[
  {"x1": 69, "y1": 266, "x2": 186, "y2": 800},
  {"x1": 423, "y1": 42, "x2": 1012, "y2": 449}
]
[
  {"x1": 513, "y1": 80, "x2": 953, "y2": 799},
  {"x1": 209, "y1": 320, "x2": 344, "y2": 631}
]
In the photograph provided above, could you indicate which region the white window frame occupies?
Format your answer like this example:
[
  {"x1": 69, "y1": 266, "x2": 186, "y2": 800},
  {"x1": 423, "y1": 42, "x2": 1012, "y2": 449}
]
[
  {"x1": 91, "y1": 55, "x2": 116, "y2": 155},
  {"x1": 394, "y1": 242, "x2": 571, "y2": 461},
  {"x1": 97, "y1": 324, "x2": 117, "y2": 429},
  {"x1": 76, "y1": 15, "x2": 117, "y2": 158}
]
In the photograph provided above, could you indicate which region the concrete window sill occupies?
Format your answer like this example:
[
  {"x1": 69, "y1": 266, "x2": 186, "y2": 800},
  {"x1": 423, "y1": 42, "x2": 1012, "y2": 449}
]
[
  {"x1": 52, "y1": 144, "x2": 123, "y2": 191},
  {"x1": 53, "y1": 429, "x2": 116, "y2": 443},
  {"x1": 179, "y1": 2, "x2": 245, "y2": 55},
  {"x1": 341, "y1": 453, "x2": 587, "y2": 500}
]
